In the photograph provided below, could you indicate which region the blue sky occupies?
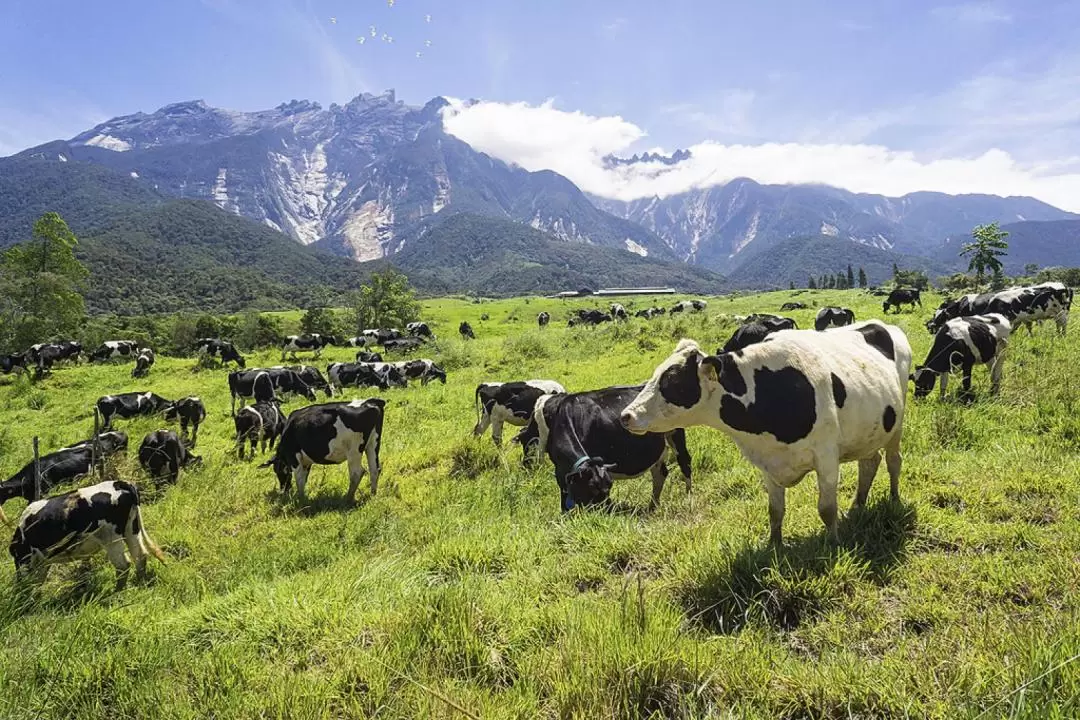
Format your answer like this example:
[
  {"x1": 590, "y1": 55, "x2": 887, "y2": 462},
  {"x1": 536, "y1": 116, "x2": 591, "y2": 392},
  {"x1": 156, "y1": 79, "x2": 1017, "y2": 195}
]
[{"x1": 3, "y1": 0, "x2": 1080, "y2": 206}]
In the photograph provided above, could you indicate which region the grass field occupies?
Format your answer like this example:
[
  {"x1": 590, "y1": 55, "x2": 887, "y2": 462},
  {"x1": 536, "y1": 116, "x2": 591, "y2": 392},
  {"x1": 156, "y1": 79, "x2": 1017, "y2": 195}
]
[{"x1": 0, "y1": 289, "x2": 1078, "y2": 719}]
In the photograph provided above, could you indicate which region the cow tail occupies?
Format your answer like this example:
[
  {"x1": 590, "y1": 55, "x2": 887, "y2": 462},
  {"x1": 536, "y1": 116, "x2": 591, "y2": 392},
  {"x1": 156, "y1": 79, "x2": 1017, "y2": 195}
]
[
  {"x1": 668, "y1": 429, "x2": 693, "y2": 480},
  {"x1": 474, "y1": 384, "x2": 482, "y2": 428},
  {"x1": 131, "y1": 504, "x2": 166, "y2": 563}
]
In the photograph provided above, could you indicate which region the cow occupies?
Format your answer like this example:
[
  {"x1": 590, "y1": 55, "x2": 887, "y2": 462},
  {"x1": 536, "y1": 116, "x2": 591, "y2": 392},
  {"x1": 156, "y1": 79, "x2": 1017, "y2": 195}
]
[
  {"x1": 882, "y1": 288, "x2": 922, "y2": 314},
  {"x1": 538, "y1": 312, "x2": 551, "y2": 328},
  {"x1": 27, "y1": 341, "x2": 82, "y2": 375},
  {"x1": 382, "y1": 337, "x2": 424, "y2": 354},
  {"x1": 459, "y1": 322, "x2": 476, "y2": 340},
  {"x1": 131, "y1": 348, "x2": 155, "y2": 378},
  {"x1": 407, "y1": 322, "x2": 435, "y2": 339},
  {"x1": 1, "y1": 353, "x2": 28, "y2": 375},
  {"x1": 473, "y1": 380, "x2": 567, "y2": 447},
  {"x1": 815, "y1": 307, "x2": 856, "y2": 331},
  {"x1": 911, "y1": 314, "x2": 1012, "y2": 400},
  {"x1": 260, "y1": 399, "x2": 386, "y2": 503},
  {"x1": 8, "y1": 480, "x2": 166, "y2": 590},
  {"x1": 234, "y1": 400, "x2": 286, "y2": 460},
  {"x1": 281, "y1": 333, "x2": 336, "y2": 361},
  {"x1": 569, "y1": 309, "x2": 612, "y2": 327},
  {"x1": 743, "y1": 314, "x2": 797, "y2": 330},
  {"x1": 327, "y1": 362, "x2": 404, "y2": 391},
  {"x1": 620, "y1": 323, "x2": 912, "y2": 546},
  {"x1": 635, "y1": 307, "x2": 668, "y2": 319},
  {"x1": 228, "y1": 368, "x2": 312, "y2": 414},
  {"x1": 671, "y1": 300, "x2": 708, "y2": 314},
  {"x1": 356, "y1": 351, "x2": 383, "y2": 363},
  {"x1": 512, "y1": 385, "x2": 693, "y2": 511},
  {"x1": 0, "y1": 432, "x2": 129, "y2": 523},
  {"x1": 281, "y1": 365, "x2": 334, "y2": 398},
  {"x1": 97, "y1": 392, "x2": 174, "y2": 429},
  {"x1": 398, "y1": 359, "x2": 447, "y2": 386},
  {"x1": 344, "y1": 335, "x2": 376, "y2": 348},
  {"x1": 163, "y1": 396, "x2": 207, "y2": 447},
  {"x1": 928, "y1": 284, "x2": 1071, "y2": 336},
  {"x1": 722, "y1": 321, "x2": 786, "y2": 353},
  {"x1": 195, "y1": 338, "x2": 246, "y2": 368},
  {"x1": 610, "y1": 303, "x2": 628, "y2": 321},
  {"x1": 90, "y1": 340, "x2": 139, "y2": 362},
  {"x1": 780, "y1": 302, "x2": 807, "y2": 311},
  {"x1": 138, "y1": 430, "x2": 201, "y2": 486}
]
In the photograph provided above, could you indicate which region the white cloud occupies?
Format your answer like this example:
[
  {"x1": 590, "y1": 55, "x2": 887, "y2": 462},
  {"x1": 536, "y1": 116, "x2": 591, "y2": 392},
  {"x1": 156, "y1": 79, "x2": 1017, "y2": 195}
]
[
  {"x1": 441, "y1": 98, "x2": 1080, "y2": 211},
  {"x1": 931, "y1": 2, "x2": 1012, "y2": 24}
]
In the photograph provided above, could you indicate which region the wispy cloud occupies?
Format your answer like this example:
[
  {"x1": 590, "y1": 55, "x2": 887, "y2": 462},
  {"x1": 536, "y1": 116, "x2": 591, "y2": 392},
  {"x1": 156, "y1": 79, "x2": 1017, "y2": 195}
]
[
  {"x1": 931, "y1": 2, "x2": 1013, "y2": 24},
  {"x1": 662, "y1": 89, "x2": 758, "y2": 140},
  {"x1": 600, "y1": 17, "x2": 628, "y2": 39}
]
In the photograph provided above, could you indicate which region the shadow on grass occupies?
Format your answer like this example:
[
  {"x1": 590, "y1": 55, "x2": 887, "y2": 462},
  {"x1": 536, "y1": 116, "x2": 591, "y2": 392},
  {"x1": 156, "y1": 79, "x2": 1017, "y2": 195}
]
[
  {"x1": 0, "y1": 562, "x2": 156, "y2": 625},
  {"x1": 263, "y1": 487, "x2": 373, "y2": 517},
  {"x1": 679, "y1": 498, "x2": 917, "y2": 635}
]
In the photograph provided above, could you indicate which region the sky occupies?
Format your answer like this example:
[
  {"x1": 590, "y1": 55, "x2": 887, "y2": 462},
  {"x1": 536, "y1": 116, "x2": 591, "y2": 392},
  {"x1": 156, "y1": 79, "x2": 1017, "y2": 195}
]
[{"x1": 2, "y1": 0, "x2": 1080, "y2": 208}]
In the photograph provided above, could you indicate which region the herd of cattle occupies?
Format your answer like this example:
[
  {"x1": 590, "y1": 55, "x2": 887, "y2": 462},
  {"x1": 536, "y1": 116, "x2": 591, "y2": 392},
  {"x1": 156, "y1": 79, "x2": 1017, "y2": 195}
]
[{"x1": 0, "y1": 283, "x2": 1073, "y2": 590}]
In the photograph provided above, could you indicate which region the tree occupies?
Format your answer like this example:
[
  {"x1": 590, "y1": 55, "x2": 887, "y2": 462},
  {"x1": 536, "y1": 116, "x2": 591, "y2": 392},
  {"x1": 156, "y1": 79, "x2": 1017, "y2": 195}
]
[
  {"x1": 858, "y1": 267, "x2": 867, "y2": 288},
  {"x1": 961, "y1": 222, "x2": 1009, "y2": 285},
  {"x1": 808, "y1": 276, "x2": 817, "y2": 289},
  {"x1": 0, "y1": 212, "x2": 88, "y2": 352},
  {"x1": 301, "y1": 307, "x2": 337, "y2": 336},
  {"x1": 351, "y1": 268, "x2": 420, "y2": 331},
  {"x1": 1024, "y1": 263, "x2": 1039, "y2": 277},
  {"x1": 846, "y1": 264, "x2": 855, "y2": 289}
]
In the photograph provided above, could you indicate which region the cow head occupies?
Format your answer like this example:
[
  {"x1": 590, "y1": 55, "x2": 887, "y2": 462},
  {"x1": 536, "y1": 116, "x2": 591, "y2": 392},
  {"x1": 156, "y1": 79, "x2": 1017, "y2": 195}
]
[
  {"x1": 563, "y1": 457, "x2": 615, "y2": 510},
  {"x1": 260, "y1": 455, "x2": 296, "y2": 493},
  {"x1": 909, "y1": 367, "x2": 939, "y2": 398},
  {"x1": 234, "y1": 353, "x2": 247, "y2": 369},
  {"x1": 97, "y1": 431, "x2": 130, "y2": 455},
  {"x1": 621, "y1": 339, "x2": 724, "y2": 435}
]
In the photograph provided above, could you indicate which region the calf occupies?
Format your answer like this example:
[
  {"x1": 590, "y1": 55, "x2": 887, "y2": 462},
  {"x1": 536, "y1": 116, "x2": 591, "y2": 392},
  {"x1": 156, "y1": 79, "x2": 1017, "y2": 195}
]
[
  {"x1": 513, "y1": 385, "x2": 692, "y2": 511},
  {"x1": 538, "y1": 311, "x2": 551, "y2": 328},
  {"x1": 90, "y1": 340, "x2": 139, "y2": 362},
  {"x1": 474, "y1": 380, "x2": 567, "y2": 447},
  {"x1": 610, "y1": 303, "x2": 628, "y2": 321},
  {"x1": 164, "y1": 396, "x2": 207, "y2": 447},
  {"x1": 407, "y1": 322, "x2": 435, "y2": 339},
  {"x1": 195, "y1": 338, "x2": 246, "y2": 368},
  {"x1": 260, "y1": 399, "x2": 386, "y2": 503},
  {"x1": 911, "y1": 314, "x2": 1012, "y2": 400},
  {"x1": 0, "y1": 432, "x2": 129, "y2": 522},
  {"x1": 356, "y1": 351, "x2": 383, "y2": 363},
  {"x1": 780, "y1": 302, "x2": 807, "y2": 311},
  {"x1": 131, "y1": 348, "x2": 155, "y2": 378},
  {"x1": 621, "y1": 323, "x2": 912, "y2": 546},
  {"x1": 281, "y1": 333, "x2": 336, "y2": 361},
  {"x1": 815, "y1": 307, "x2": 855, "y2": 331},
  {"x1": 97, "y1": 392, "x2": 173, "y2": 429},
  {"x1": 138, "y1": 430, "x2": 201, "y2": 485},
  {"x1": 8, "y1": 480, "x2": 165, "y2": 590},
  {"x1": 459, "y1": 322, "x2": 476, "y2": 340},
  {"x1": 398, "y1": 359, "x2": 447, "y2": 386},
  {"x1": 882, "y1": 287, "x2": 921, "y2": 314},
  {"x1": 234, "y1": 400, "x2": 286, "y2": 459},
  {"x1": 671, "y1": 300, "x2": 707, "y2": 313}
]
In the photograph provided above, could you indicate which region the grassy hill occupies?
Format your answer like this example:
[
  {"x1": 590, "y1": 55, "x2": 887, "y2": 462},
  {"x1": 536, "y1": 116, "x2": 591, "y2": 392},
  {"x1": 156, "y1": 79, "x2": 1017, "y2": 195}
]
[{"x1": 0, "y1": 290, "x2": 1077, "y2": 718}]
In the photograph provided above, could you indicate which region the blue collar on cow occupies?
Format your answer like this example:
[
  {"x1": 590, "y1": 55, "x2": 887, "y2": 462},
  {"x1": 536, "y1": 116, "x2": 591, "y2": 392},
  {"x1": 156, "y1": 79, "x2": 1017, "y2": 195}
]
[{"x1": 571, "y1": 456, "x2": 591, "y2": 473}]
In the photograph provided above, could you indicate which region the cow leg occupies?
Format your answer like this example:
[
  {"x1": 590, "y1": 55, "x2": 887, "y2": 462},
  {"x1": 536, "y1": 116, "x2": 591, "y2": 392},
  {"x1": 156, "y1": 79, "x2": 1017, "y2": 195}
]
[
  {"x1": 366, "y1": 433, "x2": 381, "y2": 496},
  {"x1": 294, "y1": 461, "x2": 312, "y2": 498},
  {"x1": 490, "y1": 417, "x2": 505, "y2": 446},
  {"x1": 815, "y1": 457, "x2": 840, "y2": 542},
  {"x1": 853, "y1": 451, "x2": 882, "y2": 508},
  {"x1": 885, "y1": 435, "x2": 903, "y2": 502},
  {"x1": 960, "y1": 364, "x2": 975, "y2": 401},
  {"x1": 989, "y1": 356, "x2": 1005, "y2": 394},
  {"x1": 123, "y1": 529, "x2": 150, "y2": 581},
  {"x1": 1057, "y1": 312, "x2": 1068, "y2": 335},
  {"x1": 235, "y1": 431, "x2": 247, "y2": 460},
  {"x1": 346, "y1": 457, "x2": 365, "y2": 503},
  {"x1": 192, "y1": 421, "x2": 200, "y2": 448},
  {"x1": 649, "y1": 461, "x2": 669, "y2": 509},
  {"x1": 106, "y1": 541, "x2": 132, "y2": 590},
  {"x1": 939, "y1": 372, "x2": 949, "y2": 400},
  {"x1": 763, "y1": 476, "x2": 786, "y2": 546},
  {"x1": 472, "y1": 411, "x2": 491, "y2": 439}
]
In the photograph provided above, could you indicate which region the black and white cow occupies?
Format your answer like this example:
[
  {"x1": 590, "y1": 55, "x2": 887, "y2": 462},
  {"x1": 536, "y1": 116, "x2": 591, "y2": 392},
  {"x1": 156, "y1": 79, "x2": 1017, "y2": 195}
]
[
  {"x1": 721, "y1": 321, "x2": 786, "y2": 353},
  {"x1": 356, "y1": 351, "x2": 383, "y2": 363},
  {"x1": 815, "y1": 306, "x2": 856, "y2": 331},
  {"x1": 743, "y1": 313, "x2": 798, "y2": 330},
  {"x1": 671, "y1": 299, "x2": 708, "y2": 314},
  {"x1": 459, "y1": 322, "x2": 476, "y2": 340},
  {"x1": 911, "y1": 314, "x2": 1012, "y2": 400},
  {"x1": 27, "y1": 341, "x2": 82, "y2": 374},
  {"x1": 538, "y1": 312, "x2": 551, "y2": 328},
  {"x1": 195, "y1": 338, "x2": 246, "y2": 368},
  {"x1": 780, "y1": 302, "x2": 808, "y2": 311},
  {"x1": 97, "y1": 392, "x2": 174, "y2": 429},
  {"x1": 397, "y1": 359, "x2": 447, "y2": 386},
  {"x1": 882, "y1": 288, "x2": 922, "y2": 314},
  {"x1": 229, "y1": 369, "x2": 291, "y2": 413},
  {"x1": 131, "y1": 348, "x2": 155, "y2": 378},
  {"x1": 281, "y1": 365, "x2": 334, "y2": 398},
  {"x1": 927, "y1": 283, "x2": 1072, "y2": 335},
  {"x1": 260, "y1": 399, "x2": 386, "y2": 503},
  {"x1": 0, "y1": 432, "x2": 129, "y2": 522},
  {"x1": 620, "y1": 323, "x2": 912, "y2": 546},
  {"x1": 234, "y1": 400, "x2": 286, "y2": 460},
  {"x1": 635, "y1": 307, "x2": 667, "y2": 319},
  {"x1": 382, "y1": 337, "x2": 424, "y2": 354},
  {"x1": 512, "y1": 385, "x2": 693, "y2": 511},
  {"x1": 138, "y1": 430, "x2": 201, "y2": 485},
  {"x1": 327, "y1": 362, "x2": 404, "y2": 391},
  {"x1": 473, "y1": 380, "x2": 567, "y2": 447},
  {"x1": 407, "y1": 322, "x2": 435, "y2": 339},
  {"x1": 8, "y1": 480, "x2": 166, "y2": 590},
  {"x1": 90, "y1": 340, "x2": 139, "y2": 362},
  {"x1": 281, "y1": 334, "x2": 336, "y2": 361},
  {"x1": 610, "y1": 303, "x2": 628, "y2": 321},
  {"x1": 568, "y1": 309, "x2": 612, "y2": 327},
  {"x1": 163, "y1": 396, "x2": 207, "y2": 447},
  {"x1": 344, "y1": 335, "x2": 376, "y2": 348}
]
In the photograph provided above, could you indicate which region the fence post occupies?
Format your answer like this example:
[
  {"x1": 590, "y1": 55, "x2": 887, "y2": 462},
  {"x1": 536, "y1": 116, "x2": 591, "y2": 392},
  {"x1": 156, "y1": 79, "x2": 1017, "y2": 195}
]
[
  {"x1": 32, "y1": 436, "x2": 41, "y2": 501},
  {"x1": 93, "y1": 408, "x2": 103, "y2": 478}
]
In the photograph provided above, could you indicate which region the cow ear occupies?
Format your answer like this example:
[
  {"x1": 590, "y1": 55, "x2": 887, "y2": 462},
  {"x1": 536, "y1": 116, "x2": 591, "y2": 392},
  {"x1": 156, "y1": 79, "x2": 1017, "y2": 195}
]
[{"x1": 700, "y1": 355, "x2": 722, "y2": 383}]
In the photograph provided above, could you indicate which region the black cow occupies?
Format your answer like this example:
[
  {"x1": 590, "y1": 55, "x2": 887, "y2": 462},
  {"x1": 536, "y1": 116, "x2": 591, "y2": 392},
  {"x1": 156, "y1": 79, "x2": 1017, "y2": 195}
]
[
  {"x1": 569, "y1": 309, "x2": 612, "y2": 327},
  {"x1": 131, "y1": 348, "x2": 155, "y2": 378},
  {"x1": 260, "y1": 399, "x2": 386, "y2": 503},
  {"x1": 228, "y1": 368, "x2": 317, "y2": 413},
  {"x1": 397, "y1": 359, "x2": 447, "y2": 386},
  {"x1": 90, "y1": 340, "x2": 139, "y2": 362},
  {"x1": 97, "y1": 392, "x2": 174, "y2": 429},
  {"x1": 743, "y1": 313, "x2": 797, "y2": 330},
  {"x1": 138, "y1": 430, "x2": 201, "y2": 485},
  {"x1": 8, "y1": 480, "x2": 166, "y2": 590},
  {"x1": 382, "y1": 337, "x2": 424, "y2": 354},
  {"x1": 815, "y1": 307, "x2": 856, "y2": 331},
  {"x1": 1, "y1": 353, "x2": 28, "y2": 375},
  {"x1": 459, "y1": 322, "x2": 476, "y2": 340},
  {"x1": 164, "y1": 396, "x2": 207, "y2": 447},
  {"x1": 538, "y1": 312, "x2": 551, "y2": 328},
  {"x1": 780, "y1": 302, "x2": 808, "y2": 311},
  {"x1": 196, "y1": 338, "x2": 246, "y2": 368},
  {"x1": 513, "y1": 385, "x2": 692, "y2": 511},
  {"x1": 722, "y1": 321, "x2": 789, "y2": 353},
  {"x1": 282, "y1": 365, "x2": 334, "y2": 398},
  {"x1": 0, "y1": 432, "x2": 129, "y2": 522},
  {"x1": 911, "y1": 314, "x2": 1012, "y2": 400},
  {"x1": 281, "y1": 334, "x2": 336, "y2": 361},
  {"x1": 356, "y1": 351, "x2": 383, "y2": 363},
  {"x1": 882, "y1": 288, "x2": 922, "y2": 314},
  {"x1": 407, "y1": 322, "x2": 435, "y2": 339},
  {"x1": 474, "y1": 380, "x2": 566, "y2": 447},
  {"x1": 234, "y1": 400, "x2": 286, "y2": 460}
]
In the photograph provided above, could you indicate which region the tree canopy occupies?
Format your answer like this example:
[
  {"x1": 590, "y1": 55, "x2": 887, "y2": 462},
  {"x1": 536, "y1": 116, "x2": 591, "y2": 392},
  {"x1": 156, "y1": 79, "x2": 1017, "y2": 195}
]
[{"x1": 961, "y1": 222, "x2": 1009, "y2": 285}]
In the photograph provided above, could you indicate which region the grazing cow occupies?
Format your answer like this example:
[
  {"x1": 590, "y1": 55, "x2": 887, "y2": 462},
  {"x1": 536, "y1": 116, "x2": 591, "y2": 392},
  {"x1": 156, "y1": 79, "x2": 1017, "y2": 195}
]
[
  {"x1": 911, "y1": 314, "x2": 1012, "y2": 400},
  {"x1": 815, "y1": 307, "x2": 856, "y2": 331},
  {"x1": 635, "y1": 306, "x2": 668, "y2": 319},
  {"x1": 927, "y1": 283, "x2": 1072, "y2": 335},
  {"x1": 228, "y1": 368, "x2": 312, "y2": 414},
  {"x1": 743, "y1": 313, "x2": 798, "y2": 330},
  {"x1": 473, "y1": 380, "x2": 567, "y2": 447},
  {"x1": 28, "y1": 341, "x2": 82, "y2": 375},
  {"x1": 459, "y1": 322, "x2": 476, "y2": 340},
  {"x1": 356, "y1": 350, "x2": 383, "y2": 363},
  {"x1": 568, "y1": 309, "x2": 612, "y2": 327},
  {"x1": 281, "y1": 365, "x2": 333, "y2": 398},
  {"x1": 90, "y1": 340, "x2": 139, "y2": 362},
  {"x1": 131, "y1": 348, "x2": 155, "y2": 378},
  {"x1": 260, "y1": 399, "x2": 386, "y2": 503},
  {"x1": 407, "y1": 322, "x2": 435, "y2": 339},
  {"x1": 538, "y1": 311, "x2": 551, "y2": 328},
  {"x1": 620, "y1": 324, "x2": 912, "y2": 546},
  {"x1": 882, "y1": 288, "x2": 922, "y2": 314},
  {"x1": 1, "y1": 353, "x2": 28, "y2": 374},
  {"x1": 164, "y1": 396, "x2": 207, "y2": 447},
  {"x1": 8, "y1": 480, "x2": 165, "y2": 590},
  {"x1": 398, "y1": 359, "x2": 447, "y2": 386},
  {"x1": 722, "y1": 321, "x2": 788, "y2": 353},
  {"x1": 234, "y1": 400, "x2": 286, "y2": 460},
  {"x1": 671, "y1": 300, "x2": 708, "y2": 314},
  {"x1": 195, "y1": 338, "x2": 246, "y2": 368},
  {"x1": 780, "y1": 302, "x2": 807, "y2": 311},
  {"x1": 0, "y1": 432, "x2": 129, "y2": 522},
  {"x1": 97, "y1": 392, "x2": 173, "y2": 429},
  {"x1": 513, "y1": 385, "x2": 692, "y2": 511},
  {"x1": 382, "y1": 337, "x2": 424, "y2": 354},
  {"x1": 138, "y1": 430, "x2": 201, "y2": 486},
  {"x1": 281, "y1": 333, "x2": 336, "y2": 361},
  {"x1": 327, "y1": 362, "x2": 403, "y2": 391},
  {"x1": 610, "y1": 303, "x2": 628, "y2": 321}
]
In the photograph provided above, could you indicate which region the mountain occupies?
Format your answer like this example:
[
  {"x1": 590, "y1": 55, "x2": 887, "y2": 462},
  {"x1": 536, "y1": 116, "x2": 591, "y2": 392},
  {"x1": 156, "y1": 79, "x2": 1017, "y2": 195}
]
[
  {"x1": 939, "y1": 219, "x2": 1080, "y2": 274},
  {"x1": 391, "y1": 213, "x2": 725, "y2": 296},
  {"x1": 16, "y1": 91, "x2": 671, "y2": 262}
]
